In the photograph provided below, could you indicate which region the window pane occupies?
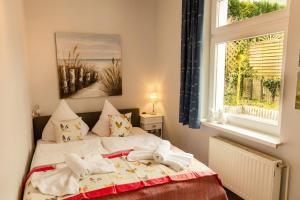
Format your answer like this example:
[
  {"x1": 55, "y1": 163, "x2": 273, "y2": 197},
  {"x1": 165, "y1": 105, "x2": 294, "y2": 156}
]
[
  {"x1": 217, "y1": 0, "x2": 287, "y2": 27},
  {"x1": 216, "y1": 32, "x2": 284, "y2": 124}
]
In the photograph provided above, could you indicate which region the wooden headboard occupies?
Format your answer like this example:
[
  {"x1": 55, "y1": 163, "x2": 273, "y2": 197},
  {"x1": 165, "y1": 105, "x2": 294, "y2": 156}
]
[{"x1": 32, "y1": 108, "x2": 140, "y2": 144}]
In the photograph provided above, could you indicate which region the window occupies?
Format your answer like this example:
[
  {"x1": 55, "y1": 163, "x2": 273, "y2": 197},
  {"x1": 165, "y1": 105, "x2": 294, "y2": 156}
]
[
  {"x1": 216, "y1": 0, "x2": 287, "y2": 27},
  {"x1": 209, "y1": 0, "x2": 289, "y2": 135}
]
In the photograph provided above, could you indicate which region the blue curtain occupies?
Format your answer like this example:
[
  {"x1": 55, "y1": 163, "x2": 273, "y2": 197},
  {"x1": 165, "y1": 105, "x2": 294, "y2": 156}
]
[{"x1": 179, "y1": 0, "x2": 204, "y2": 129}]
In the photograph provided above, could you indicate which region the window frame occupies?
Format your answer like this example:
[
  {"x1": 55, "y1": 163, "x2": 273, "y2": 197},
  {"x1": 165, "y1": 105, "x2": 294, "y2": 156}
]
[{"x1": 208, "y1": 0, "x2": 290, "y2": 136}]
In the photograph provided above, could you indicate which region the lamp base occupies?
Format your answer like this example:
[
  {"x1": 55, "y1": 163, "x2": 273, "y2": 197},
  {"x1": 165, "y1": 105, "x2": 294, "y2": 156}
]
[
  {"x1": 150, "y1": 111, "x2": 157, "y2": 115},
  {"x1": 150, "y1": 103, "x2": 157, "y2": 115}
]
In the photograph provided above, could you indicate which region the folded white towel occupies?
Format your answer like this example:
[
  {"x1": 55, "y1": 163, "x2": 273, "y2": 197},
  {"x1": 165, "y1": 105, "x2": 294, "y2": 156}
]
[
  {"x1": 133, "y1": 144, "x2": 157, "y2": 151},
  {"x1": 65, "y1": 153, "x2": 90, "y2": 178},
  {"x1": 159, "y1": 154, "x2": 191, "y2": 172},
  {"x1": 31, "y1": 153, "x2": 116, "y2": 197},
  {"x1": 127, "y1": 150, "x2": 154, "y2": 161},
  {"x1": 31, "y1": 167, "x2": 79, "y2": 196},
  {"x1": 153, "y1": 140, "x2": 194, "y2": 172},
  {"x1": 169, "y1": 151, "x2": 194, "y2": 163},
  {"x1": 127, "y1": 139, "x2": 194, "y2": 171},
  {"x1": 153, "y1": 140, "x2": 171, "y2": 163},
  {"x1": 127, "y1": 142, "x2": 161, "y2": 161},
  {"x1": 65, "y1": 153, "x2": 116, "y2": 177},
  {"x1": 84, "y1": 153, "x2": 116, "y2": 174}
]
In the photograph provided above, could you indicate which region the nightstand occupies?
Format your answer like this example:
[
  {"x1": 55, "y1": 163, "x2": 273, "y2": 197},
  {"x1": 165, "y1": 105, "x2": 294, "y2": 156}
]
[{"x1": 140, "y1": 114, "x2": 163, "y2": 138}]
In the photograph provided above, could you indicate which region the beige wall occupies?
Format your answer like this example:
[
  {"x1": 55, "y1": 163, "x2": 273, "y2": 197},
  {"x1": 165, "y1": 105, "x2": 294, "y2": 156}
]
[
  {"x1": 17, "y1": 0, "x2": 300, "y2": 199},
  {"x1": 25, "y1": 0, "x2": 159, "y2": 115},
  {"x1": 156, "y1": 0, "x2": 300, "y2": 199},
  {"x1": 0, "y1": 0, "x2": 33, "y2": 199}
]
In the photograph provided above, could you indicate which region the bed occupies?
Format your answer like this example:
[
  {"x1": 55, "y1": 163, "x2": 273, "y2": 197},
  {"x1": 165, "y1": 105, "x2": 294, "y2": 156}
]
[{"x1": 23, "y1": 108, "x2": 228, "y2": 200}]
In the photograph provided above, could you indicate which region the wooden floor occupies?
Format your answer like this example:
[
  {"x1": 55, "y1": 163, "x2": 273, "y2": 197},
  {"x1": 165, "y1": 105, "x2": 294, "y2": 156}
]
[{"x1": 225, "y1": 188, "x2": 244, "y2": 200}]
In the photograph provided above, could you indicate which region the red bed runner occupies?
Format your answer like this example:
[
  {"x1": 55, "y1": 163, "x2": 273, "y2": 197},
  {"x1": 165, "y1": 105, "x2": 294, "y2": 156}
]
[{"x1": 25, "y1": 150, "x2": 222, "y2": 200}]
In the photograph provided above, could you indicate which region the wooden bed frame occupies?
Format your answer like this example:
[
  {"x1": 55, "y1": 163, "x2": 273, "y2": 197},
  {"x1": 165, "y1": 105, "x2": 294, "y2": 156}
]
[{"x1": 32, "y1": 108, "x2": 140, "y2": 144}]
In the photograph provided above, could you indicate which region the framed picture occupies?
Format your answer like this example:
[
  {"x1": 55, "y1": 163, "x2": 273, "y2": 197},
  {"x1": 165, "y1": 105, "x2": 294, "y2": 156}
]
[
  {"x1": 55, "y1": 32, "x2": 122, "y2": 99},
  {"x1": 298, "y1": 49, "x2": 300, "y2": 67},
  {"x1": 296, "y1": 71, "x2": 300, "y2": 110}
]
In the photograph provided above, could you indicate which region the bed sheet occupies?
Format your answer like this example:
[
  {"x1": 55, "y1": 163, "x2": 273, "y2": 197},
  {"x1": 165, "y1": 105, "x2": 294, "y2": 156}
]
[
  {"x1": 25, "y1": 127, "x2": 228, "y2": 200},
  {"x1": 24, "y1": 151, "x2": 227, "y2": 200},
  {"x1": 31, "y1": 127, "x2": 151, "y2": 169},
  {"x1": 31, "y1": 139, "x2": 108, "y2": 169}
]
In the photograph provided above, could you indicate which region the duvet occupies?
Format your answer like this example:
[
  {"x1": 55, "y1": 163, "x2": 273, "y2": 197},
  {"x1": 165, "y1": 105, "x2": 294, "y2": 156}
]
[{"x1": 23, "y1": 131, "x2": 228, "y2": 200}]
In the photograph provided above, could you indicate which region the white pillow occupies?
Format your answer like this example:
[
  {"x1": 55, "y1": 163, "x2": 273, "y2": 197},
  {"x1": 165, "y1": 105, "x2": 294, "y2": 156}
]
[
  {"x1": 41, "y1": 100, "x2": 89, "y2": 141},
  {"x1": 92, "y1": 100, "x2": 120, "y2": 136}
]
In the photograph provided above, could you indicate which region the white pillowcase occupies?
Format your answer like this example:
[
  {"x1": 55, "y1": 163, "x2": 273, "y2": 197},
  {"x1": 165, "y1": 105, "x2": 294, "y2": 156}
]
[
  {"x1": 92, "y1": 100, "x2": 120, "y2": 136},
  {"x1": 41, "y1": 100, "x2": 89, "y2": 141}
]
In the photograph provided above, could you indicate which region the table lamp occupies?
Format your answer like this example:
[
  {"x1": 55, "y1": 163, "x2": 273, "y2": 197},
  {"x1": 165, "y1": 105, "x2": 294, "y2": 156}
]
[{"x1": 149, "y1": 92, "x2": 158, "y2": 115}]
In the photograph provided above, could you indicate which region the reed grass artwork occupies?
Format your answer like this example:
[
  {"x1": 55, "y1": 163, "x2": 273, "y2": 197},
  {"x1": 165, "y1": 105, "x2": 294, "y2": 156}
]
[
  {"x1": 296, "y1": 50, "x2": 300, "y2": 109},
  {"x1": 296, "y1": 71, "x2": 300, "y2": 109},
  {"x1": 55, "y1": 32, "x2": 122, "y2": 98},
  {"x1": 298, "y1": 49, "x2": 300, "y2": 67}
]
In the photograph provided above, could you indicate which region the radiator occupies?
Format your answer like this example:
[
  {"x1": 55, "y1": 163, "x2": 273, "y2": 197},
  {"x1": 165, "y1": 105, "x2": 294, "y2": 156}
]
[{"x1": 209, "y1": 137, "x2": 282, "y2": 200}]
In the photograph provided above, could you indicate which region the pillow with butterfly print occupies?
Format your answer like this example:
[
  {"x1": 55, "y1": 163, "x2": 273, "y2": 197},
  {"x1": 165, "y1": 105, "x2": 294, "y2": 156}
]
[
  {"x1": 52, "y1": 118, "x2": 84, "y2": 143},
  {"x1": 109, "y1": 113, "x2": 132, "y2": 137}
]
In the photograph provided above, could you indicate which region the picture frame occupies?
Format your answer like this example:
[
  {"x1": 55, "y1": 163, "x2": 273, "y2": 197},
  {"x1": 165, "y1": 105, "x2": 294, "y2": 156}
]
[{"x1": 55, "y1": 32, "x2": 122, "y2": 99}]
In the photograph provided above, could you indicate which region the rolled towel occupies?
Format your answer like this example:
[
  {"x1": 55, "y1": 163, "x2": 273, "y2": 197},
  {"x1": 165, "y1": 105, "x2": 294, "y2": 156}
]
[
  {"x1": 160, "y1": 155, "x2": 190, "y2": 172},
  {"x1": 84, "y1": 153, "x2": 116, "y2": 174},
  {"x1": 31, "y1": 167, "x2": 79, "y2": 196},
  {"x1": 127, "y1": 150, "x2": 154, "y2": 162},
  {"x1": 133, "y1": 144, "x2": 156, "y2": 151},
  {"x1": 65, "y1": 153, "x2": 90, "y2": 178},
  {"x1": 153, "y1": 140, "x2": 171, "y2": 163},
  {"x1": 168, "y1": 151, "x2": 194, "y2": 164},
  {"x1": 153, "y1": 140, "x2": 194, "y2": 171}
]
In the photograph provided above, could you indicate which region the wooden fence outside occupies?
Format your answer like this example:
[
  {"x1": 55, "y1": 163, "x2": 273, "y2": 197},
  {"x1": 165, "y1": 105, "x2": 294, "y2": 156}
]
[
  {"x1": 224, "y1": 105, "x2": 279, "y2": 121},
  {"x1": 249, "y1": 36, "x2": 283, "y2": 79}
]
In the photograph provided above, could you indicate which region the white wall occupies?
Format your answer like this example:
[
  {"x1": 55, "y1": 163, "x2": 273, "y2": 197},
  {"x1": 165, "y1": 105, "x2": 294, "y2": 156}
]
[
  {"x1": 25, "y1": 0, "x2": 158, "y2": 115},
  {"x1": 156, "y1": 0, "x2": 300, "y2": 199},
  {"x1": 0, "y1": 0, "x2": 33, "y2": 199}
]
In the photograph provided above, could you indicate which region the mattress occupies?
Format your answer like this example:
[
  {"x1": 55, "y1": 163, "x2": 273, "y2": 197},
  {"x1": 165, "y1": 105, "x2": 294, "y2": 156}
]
[{"x1": 24, "y1": 128, "x2": 228, "y2": 200}]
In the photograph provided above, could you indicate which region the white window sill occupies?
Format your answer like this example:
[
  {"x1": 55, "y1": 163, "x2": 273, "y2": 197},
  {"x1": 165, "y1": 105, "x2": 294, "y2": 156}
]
[{"x1": 202, "y1": 120, "x2": 282, "y2": 149}]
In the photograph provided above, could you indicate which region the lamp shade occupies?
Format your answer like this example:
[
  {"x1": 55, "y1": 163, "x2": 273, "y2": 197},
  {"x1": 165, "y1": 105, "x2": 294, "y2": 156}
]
[{"x1": 149, "y1": 92, "x2": 158, "y2": 102}]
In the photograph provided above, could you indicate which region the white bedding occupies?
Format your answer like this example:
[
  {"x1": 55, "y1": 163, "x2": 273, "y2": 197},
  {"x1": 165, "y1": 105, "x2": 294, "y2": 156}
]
[
  {"x1": 31, "y1": 140, "x2": 108, "y2": 169},
  {"x1": 101, "y1": 133, "x2": 161, "y2": 152},
  {"x1": 88, "y1": 127, "x2": 161, "y2": 153},
  {"x1": 31, "y1": 127, "x2": 161, "y2": 169}
]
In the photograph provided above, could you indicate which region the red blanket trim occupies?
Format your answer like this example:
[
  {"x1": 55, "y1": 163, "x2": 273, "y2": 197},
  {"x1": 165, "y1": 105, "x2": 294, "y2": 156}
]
[
  {"x1": 102, "y1": 149, "x2": 132, "y2": 159},
  {"x1": 63, "y1": 170, "x2": 221, "y2": 200},
  {"x1": 23, "y1": 150, "x2": 132, "y2": 185},
  {"x1": 116, "y1": 182, "x2": 144, "y2": 193},
  {"x1": 24, "y1": 150, "x2": 223, "y2": 200},
  {"x1": 22, "y1": 165, "x2": 56, "y2": 187}
]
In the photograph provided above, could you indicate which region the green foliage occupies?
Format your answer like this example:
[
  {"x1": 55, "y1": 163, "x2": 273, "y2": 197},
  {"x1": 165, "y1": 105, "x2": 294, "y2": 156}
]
[
  {"x1": 228, "y1": 0, "x2": 285, "y2": 22},
  {"x1": 223, "y1": 0, "x2": 284, "y2": 108},
  {"x1": 225, "y1": 38, "x2": 256, "y2": 100},
  {"x1": 263, "y1": 78, "x2": 280, "y2": 102},
  {"x1": 225, "y1": 0, "x2": 284, "y2": 89},
  {"x1": 224, "y1": 93, "x2": 237, "y2": 106}
]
